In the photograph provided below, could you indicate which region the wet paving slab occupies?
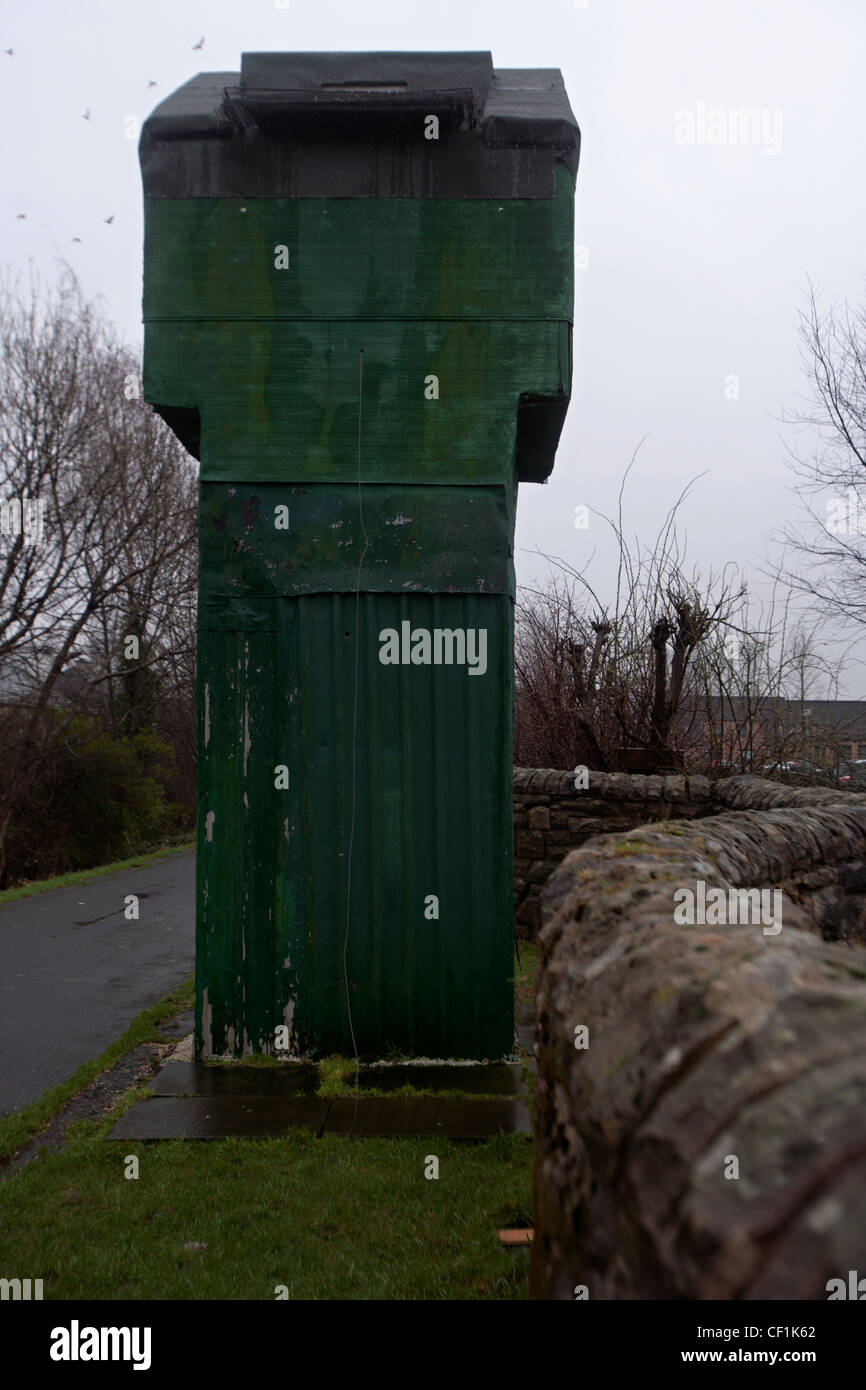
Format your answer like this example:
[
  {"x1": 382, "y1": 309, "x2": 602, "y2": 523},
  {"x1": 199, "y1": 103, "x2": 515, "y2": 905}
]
[
  {"x1": 110, "y1": 1096, "x2": 330, "y2": 1140},
  {"x1": 343, "y1": 1063, "x2": 523, "y2": 1095},
  {"x1": 150, "y1": 1061, "x2": 320, "y2": 1097},
  {"x1": 322, "y1": 1097, "x2": 531, "y2": 1138},
  {"x1": 109, "y1": 1094, "x2": 531, "y2": 1140}
]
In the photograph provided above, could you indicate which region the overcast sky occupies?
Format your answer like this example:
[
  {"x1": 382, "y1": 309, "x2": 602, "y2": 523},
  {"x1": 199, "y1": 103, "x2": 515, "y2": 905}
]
[{"x1": 2, "y1": 0, "x2": 864, "y2": 689}]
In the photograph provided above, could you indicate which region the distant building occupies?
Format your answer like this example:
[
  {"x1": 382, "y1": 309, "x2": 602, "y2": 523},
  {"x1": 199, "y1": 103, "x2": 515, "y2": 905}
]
[{"x1": 702, "y1": 697, "x2": 866, "y2": 769}]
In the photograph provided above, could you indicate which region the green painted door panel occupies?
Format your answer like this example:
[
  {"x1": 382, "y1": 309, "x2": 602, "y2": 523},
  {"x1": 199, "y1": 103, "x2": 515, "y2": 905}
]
[{"x1": 196, "y1": 591, "x2": 514, "y2": 1060}]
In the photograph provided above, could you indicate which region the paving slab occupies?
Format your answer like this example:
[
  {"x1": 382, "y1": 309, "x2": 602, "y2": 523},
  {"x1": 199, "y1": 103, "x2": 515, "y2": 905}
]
[
  {"x1": 516, "y1": 1025, "x2": 535, "y2": 1053},
  {"x1": 109, "y1": 1095, "x2": 329, "y2": 1140},
  {"x1": 322, "y1": 1097, "x2": 531, "y2": 1138},
  {"x1": 109, "y1": 1093, "x2": 531, "y2": 1140},
  {"x1": 150, "y1": 1061, "x2": 320, "y2": 1097},
  {"x1": 343, "y1": 1063, "x2": 523, "y2": 1095}
]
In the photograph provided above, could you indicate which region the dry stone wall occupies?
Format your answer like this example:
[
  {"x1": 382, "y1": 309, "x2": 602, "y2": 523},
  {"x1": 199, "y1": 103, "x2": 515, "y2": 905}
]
[
  {"x1": 529, "y1": 775, "x2": 866, "y2": 1300},
  {"x1": 514, "y1": 769, "x2": 717, "y2": 939}
]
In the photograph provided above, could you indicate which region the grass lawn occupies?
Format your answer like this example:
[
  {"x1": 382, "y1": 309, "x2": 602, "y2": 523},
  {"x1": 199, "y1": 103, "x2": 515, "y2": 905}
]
[
  {"x1": 0, "y1": 951, "x2": 539, "y2": 1300},
  {"x1": 0, "y1": 1126, "x2": 532, "y2": 1299}
]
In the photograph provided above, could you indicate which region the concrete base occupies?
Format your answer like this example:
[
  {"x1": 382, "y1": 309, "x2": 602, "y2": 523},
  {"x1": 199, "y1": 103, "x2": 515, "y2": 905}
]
[{"x1": 108, "y1": 1052, "x2": 531, "y2": 1140}]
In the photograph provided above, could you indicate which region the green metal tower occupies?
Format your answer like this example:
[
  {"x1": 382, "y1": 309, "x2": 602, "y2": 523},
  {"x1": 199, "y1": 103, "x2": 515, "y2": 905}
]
[{"x1": 139, "y1": 52, "x2": 579, "y2": 1059}]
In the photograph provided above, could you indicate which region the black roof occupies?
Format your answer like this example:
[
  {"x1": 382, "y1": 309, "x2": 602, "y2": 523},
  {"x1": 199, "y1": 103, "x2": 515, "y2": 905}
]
[{"x1": 140, "y1": 51, "x2": 580, "y2": 199}]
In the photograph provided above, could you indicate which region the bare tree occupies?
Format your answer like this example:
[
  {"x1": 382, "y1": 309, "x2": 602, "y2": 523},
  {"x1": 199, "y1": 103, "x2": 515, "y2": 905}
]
[
  {"x1": 515, "y1": 450, "x2": 744, "y2": 771},
  {"x1": 773, "y1": 278, "x2": 866, "y2": 628},
  {"x1": 0, "y1": 269, "x2": 197, "y2": 879},
  {"x1": 692, "y1": 579, "x2": 853, "y2": 778}
]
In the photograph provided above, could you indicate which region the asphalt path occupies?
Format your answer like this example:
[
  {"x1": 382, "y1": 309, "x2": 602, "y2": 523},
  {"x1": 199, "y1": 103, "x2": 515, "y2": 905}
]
[{"x1": 0, "y1": 850, "x2": 195, "y2": 1114}]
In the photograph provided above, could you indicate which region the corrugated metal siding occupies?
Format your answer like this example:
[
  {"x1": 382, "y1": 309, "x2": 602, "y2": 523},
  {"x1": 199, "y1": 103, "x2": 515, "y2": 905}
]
[{"x1": 197, "y1": 591, "x2": 514, "y2": 1059}]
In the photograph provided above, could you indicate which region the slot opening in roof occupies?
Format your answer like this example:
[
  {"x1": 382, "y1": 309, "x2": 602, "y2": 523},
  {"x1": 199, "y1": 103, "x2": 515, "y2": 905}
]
[{"x1": 320, "y1": 81, "x2": 409, "y2": 91}]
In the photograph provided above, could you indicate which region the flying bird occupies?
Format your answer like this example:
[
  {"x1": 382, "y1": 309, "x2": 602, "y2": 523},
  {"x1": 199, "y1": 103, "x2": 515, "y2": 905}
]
[
  {"x1": 192, "y1": 36, "x2": 204, "y2": 50},
  {"x1": 72, "y1": 237, "x2": 82, "y2": 243},
  {"x1": 147, "y1": 80, "x2": 157, "y2": 87},
  {"x1": 104, "y1": 214, "x2": 114, "y2": 224},
  {"x1": 82, "y1": 109, "x2": 90, "y2": 120},
  {"x1": 3, "y1": 48, "x2": 13, "y2": 57}
]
